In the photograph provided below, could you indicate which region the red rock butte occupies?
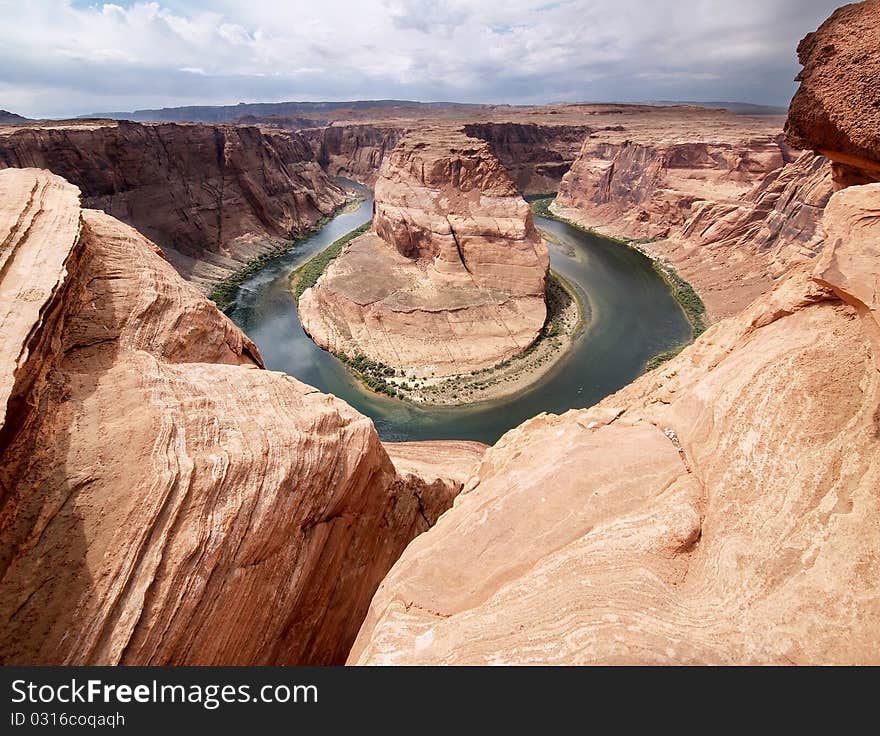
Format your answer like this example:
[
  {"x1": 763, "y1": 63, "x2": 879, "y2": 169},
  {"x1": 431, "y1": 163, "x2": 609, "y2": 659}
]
[{"x1": 299, "y1": 127, "x2": 550, "y2": 377}]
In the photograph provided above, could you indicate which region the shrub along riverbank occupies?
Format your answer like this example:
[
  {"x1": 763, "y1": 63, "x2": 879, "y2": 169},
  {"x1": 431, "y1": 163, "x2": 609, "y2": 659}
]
[{"x1": 291, "y1": 222, "x2": 371, "y2": 301}]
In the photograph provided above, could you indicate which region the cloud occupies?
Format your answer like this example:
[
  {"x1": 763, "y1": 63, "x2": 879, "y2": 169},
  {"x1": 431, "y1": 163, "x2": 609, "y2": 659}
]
[{"x1": 0, "y1": 0, "x2": 845, "y2": 118}]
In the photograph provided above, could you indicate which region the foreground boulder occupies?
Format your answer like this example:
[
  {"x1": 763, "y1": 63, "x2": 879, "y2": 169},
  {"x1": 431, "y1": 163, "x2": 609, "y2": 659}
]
[
  {"x1": 299, "y1": 127, "x2": 549, "y2": 377},
  {"x1": 0, "y1": 168, "x2": 484, "y2": 665},
  {"x1": 785, "y1": 0, "x2": 880, "y2": 188}
]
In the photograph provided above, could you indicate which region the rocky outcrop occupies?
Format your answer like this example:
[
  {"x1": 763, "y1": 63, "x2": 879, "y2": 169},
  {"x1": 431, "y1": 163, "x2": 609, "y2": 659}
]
[
  {"x1": 645, "y1": 151, "x2": 833, "y2": 319},
  {"x1": 350, "y1": 192, "x2": 880, "y2": 664},
  {"x1": 0, "y1": 168, "x2": 484, "y2": 665},
  {"x1": 785, "y1": 0, "x2": 880, "y2": 187},
  {"x1": 299, "y1": 128, "x2": 550, "y2": 377},
  {"x1": 462, "y1": 122, "x2": 591, "y2": 194},
  {"x1": 552, "y1": 130, "x2": 835, "y2": 320},
  {"x1": 0, "y1": 121, "x2": 348, "y2": 291}
]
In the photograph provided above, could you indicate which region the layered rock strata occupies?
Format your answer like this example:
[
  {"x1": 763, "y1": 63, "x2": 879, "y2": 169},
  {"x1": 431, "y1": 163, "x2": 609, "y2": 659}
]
[
  {"x1": 462, "y1": 122, "x2": 591, "y2": 194},
  {"x1": 299, "y1": 128, "x2": 550, "y2": 377},
  {"x1": 0, "y1": 120, "x2": 348, "y2": 291},
  {"x1": 553, "y1": 133, "x2": 834, "y2": 320},
  {"x1": 0, "y1": 168, "x2": 484, "y2": 665}
]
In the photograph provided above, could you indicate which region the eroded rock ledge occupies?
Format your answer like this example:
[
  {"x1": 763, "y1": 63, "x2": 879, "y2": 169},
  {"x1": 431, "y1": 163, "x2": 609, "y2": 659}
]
[
  {"x1": 299, "y1": 127, "x2": 550, "y2": 380},
  {"x1": 350, "y1": 183, "x2": 880, "y2": 666},
  {"x1": 0, "y1": 168, "x2": 485, "y2": 665}
]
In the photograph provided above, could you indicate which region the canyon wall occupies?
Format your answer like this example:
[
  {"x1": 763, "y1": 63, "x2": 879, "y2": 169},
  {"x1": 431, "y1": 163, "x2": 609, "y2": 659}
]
[
  {"x1": 0, "y1": 121, "x2": 348, "y2": 291},
  {"x1": 299, "y1": 124, "x2": 407, "y2": 185},
  {"x1": 553, "y1": 124, "x2": 835, "y2": 319},
  {"x1": 350, "y1": 7, "x2": 880, "y2": 665},
  {"x1": 462, "y1": 122, "x2": 591, "y2": 194},
  {"x1": 556, "y1": 135, "x2": 789, "y2": 239},
  {"x1": 0, "y1": 167, "x2": 485, "y2": 665},
  {"x1": 299, "y1": 127, "x2": 550, "y2": 377}
]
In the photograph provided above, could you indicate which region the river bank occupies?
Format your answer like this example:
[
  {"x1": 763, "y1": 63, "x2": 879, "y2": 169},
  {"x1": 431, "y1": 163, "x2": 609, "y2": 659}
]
[
  {"x1": 209, "y1": 191, "x2": 365, "y2": 311},
  {"x1": 532, "y1": 195, "x2": 707, "y2": 369},
  {"x1": 228, "y1": 187, "x2": 691, "y2": 444}
]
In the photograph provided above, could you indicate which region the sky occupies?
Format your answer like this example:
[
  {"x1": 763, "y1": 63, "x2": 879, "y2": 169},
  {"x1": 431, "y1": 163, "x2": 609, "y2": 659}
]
[{"x1": 0, "y1": 0, "x2": 846, "y2": 118}]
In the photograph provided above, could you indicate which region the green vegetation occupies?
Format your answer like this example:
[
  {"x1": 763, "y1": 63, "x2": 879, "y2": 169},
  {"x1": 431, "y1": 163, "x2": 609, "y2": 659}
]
[
  {"x1": 333, "y1": 351, "x2": 401, "y2": 398},
  {"x1": 526, "y1": 192, "x2": 706, "y2": 373},
  {"x1": 644, "y1": 346, "x2": 685, "y2": 372},
  {"x1": 291, "y1": 222, "x2": 371, "y2": 301},
  {"x1": 650, "y1": 262, "x2": 706, "y2": 338},
  {"x1": 528, "y1": 195, "x2": 556, "y2": 218},
  {"x1": 208, "y1": 201, "x2": 360, "y2": 311}
]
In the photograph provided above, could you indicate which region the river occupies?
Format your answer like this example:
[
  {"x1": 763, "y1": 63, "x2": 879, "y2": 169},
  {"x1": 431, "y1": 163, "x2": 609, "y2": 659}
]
[{"x1": 227, "y1": 181, "x2": 692, "y2": 444}]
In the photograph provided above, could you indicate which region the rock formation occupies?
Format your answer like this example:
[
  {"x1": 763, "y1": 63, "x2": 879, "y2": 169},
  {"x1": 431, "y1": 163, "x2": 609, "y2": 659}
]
[
  {"x1": 552, "y1": 118, "x2": 836, "y2": 319},
  {"x1": 301, "y1": 124, "x2": 407, "y2": 185},
  {"x1": 350, "y1": 8, "x2": 880, "y2": 665},
  {"x1": 299, "y1": 127, "x2": 550, "y2": 377},
  {"x1": 785, "y1": 0, "x2": 880, "y2": 188},
  {"x1": 0, "y1": 167, "x2": 485, "y2": 665},
  {"x1": 556, "y1": 134, "x2": 790, "y2": 240},
  {"x1": 0, "y1": 120, "x2": 348, "y2": 291}
]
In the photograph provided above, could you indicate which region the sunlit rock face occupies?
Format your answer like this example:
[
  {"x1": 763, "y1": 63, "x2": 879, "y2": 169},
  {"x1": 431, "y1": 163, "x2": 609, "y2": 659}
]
[
  {"x1": 299, "y1": 127, "x2": 549, "y2": 377},
  {"x1": 349, "y1": 5, "x2": 880, "y2": 666}
]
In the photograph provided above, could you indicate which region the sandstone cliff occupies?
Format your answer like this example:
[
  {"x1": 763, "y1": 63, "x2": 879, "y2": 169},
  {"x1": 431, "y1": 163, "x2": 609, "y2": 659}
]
[
  {"x1": 556, "y1": 133, "x2": 789, "y2": 240},
  {"x1": 299, "y1": 128, "x2": 550, "y2": 378},
  {"x1": 0, "y1": 120, "x2": 348, "y2": 291},
  {"x1": 300, "y1": 124, "x2": 406, "y2": 185},
  {"x1": 0, "y1": 168, "x2": 484, "y2": 665},
  {"x1": 462, "y1": 122, "x2": 591, "y2": 194},
  {"x1": 553, "y1": 125, "x2": 835, "y2": 319}
]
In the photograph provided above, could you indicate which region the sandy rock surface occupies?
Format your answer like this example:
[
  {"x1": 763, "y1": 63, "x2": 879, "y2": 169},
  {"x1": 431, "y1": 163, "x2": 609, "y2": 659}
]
[{"x1": 351, "y1": 193, "x2": 880, "y2": 664}]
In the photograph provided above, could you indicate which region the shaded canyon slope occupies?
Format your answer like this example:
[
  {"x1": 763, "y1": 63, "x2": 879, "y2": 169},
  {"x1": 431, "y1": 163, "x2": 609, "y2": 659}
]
[
  {"x1": 299, "y1": 127, "x2": 550, "y2": 377},
  {"x1": 350, "y1": 8, "x2": 880, "y2": 665},
  {"x1": 0, "y1": 168, "x2": 485, "y2": 665},
  {"x1": 0, "y1": 120, "x2": 349, "y2": 292}
]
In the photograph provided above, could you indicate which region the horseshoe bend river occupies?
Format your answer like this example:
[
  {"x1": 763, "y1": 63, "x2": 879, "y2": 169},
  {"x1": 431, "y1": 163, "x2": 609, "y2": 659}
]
[{"x1": 228, "y1": 182, "x2": 692, "y2": 444}]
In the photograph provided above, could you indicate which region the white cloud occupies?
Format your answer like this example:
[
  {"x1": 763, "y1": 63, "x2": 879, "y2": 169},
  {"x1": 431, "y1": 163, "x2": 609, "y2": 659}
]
[{"x1": 0, "y1": 0, "x2": 846, "y2": 118}]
